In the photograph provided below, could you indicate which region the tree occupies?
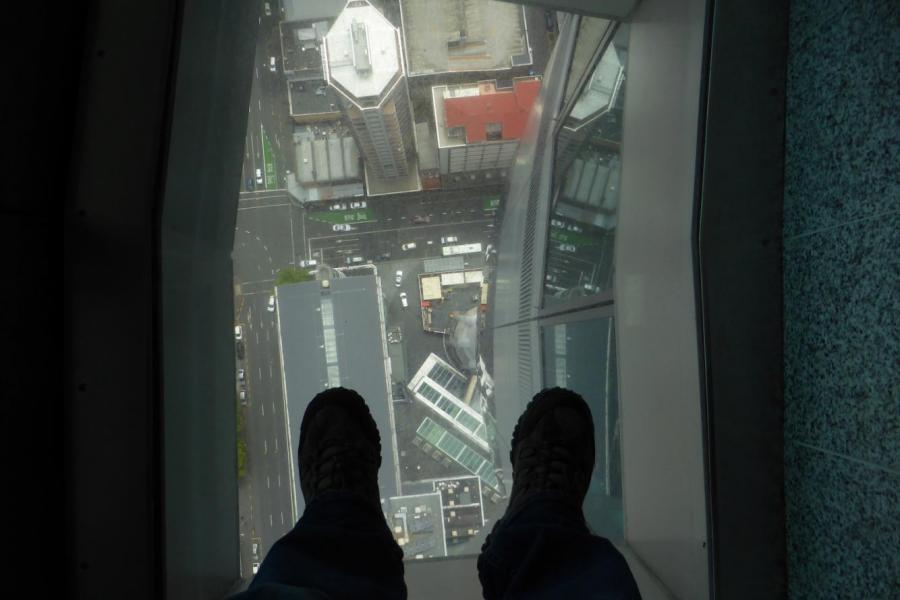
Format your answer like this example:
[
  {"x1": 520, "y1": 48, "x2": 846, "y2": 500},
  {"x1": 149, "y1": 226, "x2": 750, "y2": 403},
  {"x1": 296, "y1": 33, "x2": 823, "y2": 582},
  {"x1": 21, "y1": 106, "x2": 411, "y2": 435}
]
[{"x1": 276, "y1": 266, "x2": 314, "y2": 286}]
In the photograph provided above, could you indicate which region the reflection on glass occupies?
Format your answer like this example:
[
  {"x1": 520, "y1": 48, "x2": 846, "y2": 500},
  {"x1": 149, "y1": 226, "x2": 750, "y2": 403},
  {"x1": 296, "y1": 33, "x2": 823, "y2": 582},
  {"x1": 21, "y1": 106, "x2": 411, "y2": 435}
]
[
  {"x1": 544, "y1": 24, "x2": 629, "y2": 306},
  {"x1": 541, "y1": 317, "x2": 622, "y2": 538},
  {"x1": 562, "y1": 17, "x2": 613, "y2": 109}
]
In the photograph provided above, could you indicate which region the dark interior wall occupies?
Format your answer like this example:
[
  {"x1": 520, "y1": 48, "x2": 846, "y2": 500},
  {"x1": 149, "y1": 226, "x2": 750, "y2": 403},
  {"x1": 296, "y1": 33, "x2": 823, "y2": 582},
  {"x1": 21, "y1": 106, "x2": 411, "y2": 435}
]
[
  {"x1": 34, "y1": 0, "x2": 259, "y2": 597},
  {"x1": 697, "y1": 0, "x2": 789, "y2": 597},
  {"x1": 160, "y1": 1, "x2": 258, "y2": 598}
]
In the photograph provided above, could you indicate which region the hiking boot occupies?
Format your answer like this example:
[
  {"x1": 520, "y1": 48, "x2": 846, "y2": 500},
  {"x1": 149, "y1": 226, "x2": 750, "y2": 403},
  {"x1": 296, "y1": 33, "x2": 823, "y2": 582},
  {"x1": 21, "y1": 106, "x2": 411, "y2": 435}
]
[
  {"x1": 298, "y1": 387, "x2": 381, "y2": 508},
  {"x1": 507, "y1": 387, "x2": 595, "y2": 511}
]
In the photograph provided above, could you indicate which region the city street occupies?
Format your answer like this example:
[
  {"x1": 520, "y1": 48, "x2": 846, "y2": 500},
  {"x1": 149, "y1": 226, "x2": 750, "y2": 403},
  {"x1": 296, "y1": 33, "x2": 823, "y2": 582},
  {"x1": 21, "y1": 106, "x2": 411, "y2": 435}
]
[{"x1": 233, "y1": 1, "x2": 556, "y2": 574}]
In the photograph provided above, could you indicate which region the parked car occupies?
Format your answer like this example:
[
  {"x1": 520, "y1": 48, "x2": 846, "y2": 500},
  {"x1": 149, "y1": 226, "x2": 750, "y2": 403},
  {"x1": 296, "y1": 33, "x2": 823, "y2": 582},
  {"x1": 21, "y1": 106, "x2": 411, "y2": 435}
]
[
  {"x1": 399, "y1": 292, "x2": 409, "y2": 308},
  {"x1": 411, "y1": 215, "x2": 430, "y2": 224},
  {"x1": 264, "y1": 2, "x2": 271, "y2": 16},
  {"x1": 255, "y1": 168, "x2": 263, "y2": 185},
  {"x1": 566, "y1": 223, "x2": 584, "y2": 233},
  {"x1": 394, "y1": 270, "x2": 403, "y2": 287},
  {"x1": 234, "y1": 325, "x2": 243, "y2": 340},
  {"x1": 328, "y1": 203, "x2": 347, "y2": 211},
  {"x1": 345, "y1": 256, "x2": 364, "y2": 265},
  {"x1": 237, "y1": 368, "x2": 245, "y2": 382},
  {"x1": 239, "y1": 389, "x2": 248, "y2": 405},
  {"x1": 267, "y1": 295, "x2": 275, "y2": 312},
  {"x1": 441, "y1": 235, "x2": 458, "y2": 244},
  {"x1": 349, "y1": 200, "x2": 367, "y2": 209},
  {"x1": 245, "y1": 177, "x2": 254, "y2": 191},
  {"x1": 298, "y1": 258, "x2": 317, "y2": 268},
  {"x1": 401, "y1": 242, "x2": 416, "y2": 251},
  {"x1": 558, "y1": 243, "x2": 577, "y2": 253},
  {"x1": 378, "y1": 252, "x2": 392, "y2": 261},
  {"x1": 550, "y1": 218, "x2": 565, "y2": 229},
  {"x1": 236, "y1": 341, "x2": 245, "y2": 359},
  {"x1": 332, "y1": 223, "x2": 353, "y2": 232},
  {"x1": 269, "y1": 56, "x2": 276, "y2": 72},
  {"x1": 252, "y1": 563, "x2": 260, "y2": 575}
]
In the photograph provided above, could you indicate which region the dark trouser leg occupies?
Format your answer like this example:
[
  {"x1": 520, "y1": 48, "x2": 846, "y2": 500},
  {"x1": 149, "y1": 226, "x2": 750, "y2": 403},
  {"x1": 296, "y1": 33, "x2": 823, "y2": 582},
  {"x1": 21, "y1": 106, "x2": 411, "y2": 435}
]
[
  {"x1": 477, "y1": 492, "x2": 641, "y2": 600},
  {"x1": 237, "y1": 491, "x2": 406, "y2": 600}
]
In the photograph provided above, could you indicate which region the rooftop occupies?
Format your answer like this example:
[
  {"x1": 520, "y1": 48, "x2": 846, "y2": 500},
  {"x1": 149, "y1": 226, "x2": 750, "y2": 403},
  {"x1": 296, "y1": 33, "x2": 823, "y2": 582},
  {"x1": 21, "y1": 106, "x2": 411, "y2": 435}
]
[
  {"x1": 283, "y1": 0, "x2": 347, "y2": 22},
  {"x1": 323, "y1": 0, "x2": 404, "y2": 103},
  {"x1": 400, "y1": 0, "x2": 531, "y2": 75},
  {"x1": 275, "y1": 274, "x2": 398, "y2": 518},
  {"x1": 281, "y1": 20, "x2": 330, "y2": 77},
  {"x1": 433, "y1": 77, "x2": 541, "y2": 147}
]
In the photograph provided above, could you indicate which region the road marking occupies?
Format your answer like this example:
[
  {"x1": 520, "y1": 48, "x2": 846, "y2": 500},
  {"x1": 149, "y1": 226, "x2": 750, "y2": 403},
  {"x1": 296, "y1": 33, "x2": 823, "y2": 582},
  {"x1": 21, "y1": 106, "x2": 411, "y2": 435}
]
[
  {"x1": 272, "y1": 400, "x2": 276, "y2": 414},
  {"x1": 255, "y1": 331, "x2": 259, "y2": 344},
  {"x1": 289, "y1": 206, "x2": 296, "y2": 265},
  {"x1": 268, "y1": 364, "x2": 273, "y2": 379},
  {"x1": 266, "y1": 475, "x2": 270, "y2": 489},
  {"x1": 237, "y1": 278, "x2": 275, "y2": 287},
  {"x1": 258, "y1": 99, "x2": 261, "y2": 111},
  {"x1": 264, "y1": 439, "x2": 268, "y2": 454},
  {"x1": 255, "y1": 236, "x2": 261, "y2": 241},
  {"x1": 274, "y1": 437, "x2": 278, "y2": 453},
  {"x1": 266, "y1": 329, "x2": 270, "y2": 341},
  {"x1": 269, "y1": 514, "x2": 273, "y2": 527},
  {"x1": 278, "y1": 473, "x2": 281, "y2": 487},
  {"x1": 261, "y1": 403, "x2": 265, "y2": 416},
  {"x1": 258, "y1": 366, "x2": 262, "y2": 380},
  {"x1": 237, "y1": 203, "x2": 292, "y2": 211},
  {"x1": 281, "y1": 512, "x2": 284, "y2": 525},
  {"x1": 244, "y1": 230, "x2": 251, "y2": 234},
  {"x1": 263, "y1": 245, "x2": 268, "y2": 252}
]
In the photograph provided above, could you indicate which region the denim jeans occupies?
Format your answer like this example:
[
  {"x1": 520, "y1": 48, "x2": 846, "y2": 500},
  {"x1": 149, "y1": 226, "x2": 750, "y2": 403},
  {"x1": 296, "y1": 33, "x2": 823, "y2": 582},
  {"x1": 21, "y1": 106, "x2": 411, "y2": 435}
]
[{"x1": 231, "y1": 490, "x2": 640, "y2": 600}]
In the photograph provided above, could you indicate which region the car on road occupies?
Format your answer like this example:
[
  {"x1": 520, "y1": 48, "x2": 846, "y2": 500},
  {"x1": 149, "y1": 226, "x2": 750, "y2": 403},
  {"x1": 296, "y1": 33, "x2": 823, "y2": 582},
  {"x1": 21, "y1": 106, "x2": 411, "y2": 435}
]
[
  {"x1": 345, "y1": 256, "x2": 364, "y2": 265},
  {"x1": 264, "y1": 2, "x2": 271, "y2": 16},
  {"x1": 245, "y1": 177, "x2": 254, "y2": 191},
  {"x1": 378, "y1": 252, "x2": 392, "y2": 261},
  {"x1": 399, "y1": 292, "x2": 408, "y2": 308},
  {"x1": 237, "y1": 368, "x2": 245, "y2": 382},
  {"x1": 269, "y1": 57, "x2": 276, "y2": 72},
  {"x1": 328, "y1": 203, "x2": 347, "y2": 211},
  {"x1": 440, "y1": 235, "x2": 458, "y2": 244},
  {"x1": 255, "y1": 168, "x2": 263, "y2": 185},
  {"x1": 394, "y1": 270, "x2": 403, "y2": 287},
  {"x1": 267, "y1": 295, "x2": 275, "y2": 312},
  {"x1": 252, "y1": 562, "x2": 260, "y2": 575},
  {"x1": 252, "y1": 542, "x2": 259, "y2": 558},
  {"x1": 298, "y1": 258, "x2": 317, "y2": 268},
  {"x1": 239, "y1": 389, "x2": 248, "y2": 405},
  {"x1": 566, "y1": 223, "x2": 584, "y2": 233},
  {"x1": 332, "y1": 223, "x2": 353, "y2": 232},
  {"x1": 401, "y1": 242, "x2": 416, "y2": 251},
  {"x1": 236, "y1": 341, "x2": 245, "y2": 359},
  {"x1": 558, "y1": 243, "x2": 577, "y2": 253},
  {"x1": 411, "y1": 215, "x2": 430, "y2": 224},
  {"x1": 349, "y1": 200, "x2": 367, "y2": 209},
  {"x1": 550, "y1": 218, "x2": 565, "y2": 229},
  {"x1": 235, "y1": 325, "x2": 243, "y2": 340}
]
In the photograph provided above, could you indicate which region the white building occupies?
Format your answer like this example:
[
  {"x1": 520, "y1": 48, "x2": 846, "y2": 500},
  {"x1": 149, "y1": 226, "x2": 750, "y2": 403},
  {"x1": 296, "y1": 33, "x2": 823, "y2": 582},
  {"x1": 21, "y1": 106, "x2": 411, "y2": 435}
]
[{"x1": 323, "y1": 0, "x2": 415, "y2": 179}]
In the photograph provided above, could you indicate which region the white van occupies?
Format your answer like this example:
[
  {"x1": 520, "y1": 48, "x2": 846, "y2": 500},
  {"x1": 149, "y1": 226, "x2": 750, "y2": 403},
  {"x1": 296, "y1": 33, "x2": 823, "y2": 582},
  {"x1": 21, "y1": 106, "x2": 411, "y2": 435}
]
[
  {"x1": 234, "y1": 325, "x2": 243, "y2": 340},
  {"x1": 255, "y1": 168, "x2": 263, "y2": 184},
  {"x1": 401, "y1": 242, "x2": 416, "y2": 251},
  {"x1": 269, "y1": 57, "x2": 276, "y2": 72}
]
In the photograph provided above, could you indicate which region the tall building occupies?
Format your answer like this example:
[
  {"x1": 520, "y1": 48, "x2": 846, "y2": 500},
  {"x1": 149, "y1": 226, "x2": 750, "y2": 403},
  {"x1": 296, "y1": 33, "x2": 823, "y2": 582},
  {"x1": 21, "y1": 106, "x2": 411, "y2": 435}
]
[{"x1": 323, "y1": 0, "x2": 415, "y2": 179}]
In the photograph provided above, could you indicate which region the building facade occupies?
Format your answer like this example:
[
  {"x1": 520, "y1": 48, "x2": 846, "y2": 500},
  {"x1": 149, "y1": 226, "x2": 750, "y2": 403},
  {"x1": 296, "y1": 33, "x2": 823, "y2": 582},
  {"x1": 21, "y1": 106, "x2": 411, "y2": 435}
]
[
  {"x1": 323, "y1": 0, "x2": 415, "y2": 179},
  {"x1": 432, "y1": 77, "x2": 540, "y2": 184}
]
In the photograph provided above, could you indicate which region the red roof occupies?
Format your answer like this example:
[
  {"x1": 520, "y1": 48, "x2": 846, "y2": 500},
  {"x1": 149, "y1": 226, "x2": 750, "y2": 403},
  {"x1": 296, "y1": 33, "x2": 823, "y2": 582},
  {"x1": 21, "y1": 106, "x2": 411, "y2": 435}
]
[{"x1": 443, "y1": 78, "x2": 541, "y2": 143}]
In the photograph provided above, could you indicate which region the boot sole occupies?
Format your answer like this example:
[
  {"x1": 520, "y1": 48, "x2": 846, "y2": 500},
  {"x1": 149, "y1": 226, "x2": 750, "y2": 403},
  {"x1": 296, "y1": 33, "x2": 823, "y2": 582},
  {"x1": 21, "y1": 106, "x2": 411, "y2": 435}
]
[
  {"x1": 509, "y1": 387, "x2": 595, "y2": 469},
  {"x1": 298, "y1": 387, "x2": 382, "y2": 468}
]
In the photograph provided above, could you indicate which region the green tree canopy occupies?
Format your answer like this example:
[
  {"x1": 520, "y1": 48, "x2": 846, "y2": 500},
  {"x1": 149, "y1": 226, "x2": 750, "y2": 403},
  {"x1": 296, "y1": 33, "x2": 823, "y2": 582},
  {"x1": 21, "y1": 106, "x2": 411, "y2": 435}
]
[{"x1": 276, "y1": 266, "x2": 314, "y2": 286}]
